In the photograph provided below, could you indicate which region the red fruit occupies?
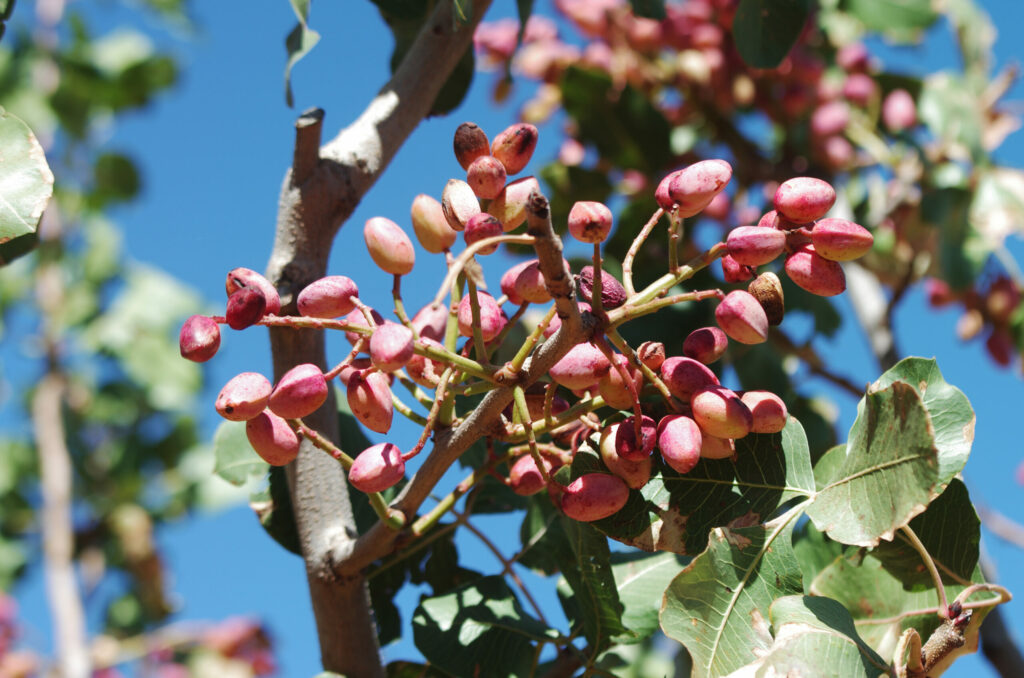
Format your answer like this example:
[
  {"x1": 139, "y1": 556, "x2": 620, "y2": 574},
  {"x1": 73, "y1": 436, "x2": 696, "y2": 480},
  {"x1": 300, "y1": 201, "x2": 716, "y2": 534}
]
[
  {"x1": 598, "y1": 354, "x2": 639, "y2": 410},
  {"x1": 757, "y1": 209, "x2": 801, "y2": 231},
  {"x1": 560, "y1": 473, "x2": 629, "y2": 522},
  {"x1": 614, "y1": 415, "x2": 657, "y2": 461},
  {"x1": 715, "y1": 290, "x2": 769, "y2": 345},
  {"x1": 842, "y1": 73, "x2": 877, "y2": 107},
  {"x1": 721, "y1": 254, "x2": 755, "y2": 283},
  {"x1": 703, "y1": 191, "x2": 731, "y2": 221},
  {"x1": 568, "y1": 201, "x2": 613, "y2": 243},
  {"x1": 667, "y1": 159, "x2": 732, "y2": 217},
  {"x1": 513, "y1": 259, "x2": 553, "y2": 304},
  {"x1": 343, "y1": 307, "x2": 384, "y2": 345},
  {"x1": 726, "y1": 226, "x2": 786, "y2": 267},
  {"x1": 683, "y1": 327, "x2": 729, "y2": 364},
  {"x1": 508, "y1": 454, "x2": 556, "y2": 496},
  {"x1": 180, "y1": 315, "x2": 221, "y2": 362},
  {"x1": 550, "y1": 342, "x2": 611, "y2": 390},
  {"x1": 811, "y1": 218, "x2": 874, "y2": 261},
  {"x1": 599, "y1": 424, "x2": 652, "y2": 489},
  {"x1": 810, "y1": 101, "x2": 850, "y2": 138},
  {"x1": 691, "y1": 385, "x2": 753, "y2": 439},
  {"x1": 226, "y1": 287, "x2": 267, "y2": 330},
  {"x1": 297, "y1": 275, "x2": 359, "y2": 318},
  {"x1": 700, "y1": 433, "x2": 736, "y2": 460},
  {"x1": 660, "y1": 356, "x2": 719, "y2": 400},
  {"x1": 364, "y1": 217, "x2": 415, "y2": 276},
  {"x1": 488, "y1": 176, "x2": 539, "y2": 231},
  {"x1": 657, "y1": 415, "x2": 702, "y2": 474},
  {"x1": 349, "y1": 443, "x2": 405, "y2": 493},
  {"x1": 246, "y1": 411, "x2": 300, "y2": 466},
  {"x1": 925, "y1": 278, "x2": 956, "y2": 308},
  {"x1": 411, "y1": 303, "x2": 449, "y2": 342},
  {"x1": 467, "y1": 155, "x2": 507, "y2": 199},
  {"x1": 216, "y1": 372, "x2": 272, "y2": 422},
  {"x1": 457, "y1": 291, "x2": 506, "y2": 342},
  {"x1": 774, "y1": 178, "x2": 836, "y2": 224},
  {"x1": 655, "y1": 170, "x2": 683, "y2": 211},
  {"x1": 637, "y1": 341, "x2": 665, "y2": 370},
  {"x1": 785, "y1": 245, "x2": 846, "y2": 296},
  {"x1": 577, "y1": 266, "x2": 627, "y2": 309},
  {"x1": 226, "y1": 268, "x2": 281, "y2": 316},
  {"x1": 369, "y1": 322, "x2": 415, "y2": 373},
  {"x1": 882, "y1": 89, "x2": 916, "y2": 132},
  {"x1": 464, "y1": 213, "x2": 504, "y2": 254},
  {"x1": 411, "y1": 193, "x2": 458, "y2": 253},
  {"x1": 406, "y1": 338, "x2": 446, "y2": 387},
  {"x1": 347, "y1": 370, "x2": 394, "y2": 434},
  {"x1": 491, "y1": 123, "x2": 538, "y2": 175},
  {"x1": 442, "y1": 179, "x2": 481, "y2": 232},
  {"x1": 986, "y1": 330, "x2": 1015, "y2": 367},
  {"x1": 269, "y1": 363, "x2": 328, "y2": 419},
  {"x1": 741, "y1": 391, "x2": 788, "y2": 433},
  {"x1": 500, "y1": 260, "x2": 530, "y2": 305},
  {"x1": 837, "y1": 43, "x2": 870, "y2": 72},
  {"x1": 453, "y1": 122, "x2": 490, "y2": 170}
]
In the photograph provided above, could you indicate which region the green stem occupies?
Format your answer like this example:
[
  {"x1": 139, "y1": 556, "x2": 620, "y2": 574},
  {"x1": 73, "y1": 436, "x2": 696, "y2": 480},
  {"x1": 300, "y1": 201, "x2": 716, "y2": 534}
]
[
  {"x1": 466, "y1": 278, "x2": 490, "y2": 365},
  {"x1": 622, "y1": 207, "x2": 664, "y2": 297},
  {"x1": 613, "y1": 241, "x2": 728, "y2": 314},
  {"x1": 513, "y1": 385, "x2": 551, "y2": 484},
  {"x1": 901, "y1": 524, "x2": 948, "y2": 616},
  {"x1": 508, "y1": 305, "x2": 557, "y2": 374},
  {"x1": 392, "y1": 274, "x2": 417, "y2": 337}
]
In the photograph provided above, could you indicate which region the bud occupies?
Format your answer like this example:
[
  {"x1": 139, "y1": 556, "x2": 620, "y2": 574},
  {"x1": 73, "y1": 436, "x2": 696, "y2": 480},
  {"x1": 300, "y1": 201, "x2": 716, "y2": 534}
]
[
  {"x1": 347, "y1": 370, "x2": 394, "y2": 434},
  {"x1": 370, "y1": 322, "x2": 415, "y2": 373},
  {"x1": 442, "y1": 179, "x2": 481, "y2": 232},
  {"x1": 726, "y1": 226, "x2": 786, "y2": 266},
  {"x1": 466, "y1": 155, "x2": 507, "y2": 199},
  {"x1": 683, "y1": 326, "x2": 729, "y2": 364},
  {"x1": 747, "y1": 272, "x2": 785, "y2": 326},
  {"x1": 364, "y1": 217, "x2": 415, "y2": 276},
  {"x1": 774, "y1": 178, "x2": 836, "y2": 224},
  {"x1": 297, "y1": 275, "x2": 359, "y2": 318},
  {"x1": 226, "y1": 268, "x2": 281, "y2": 316},
  {"x1": 882, "y1": 89, "x2": 916, "y2": 132},
  {"x1": 349, "y1": 443, "x2": 405, "y2": 493},
  {"x1": 406, "y1": 338, "x2": 446, "y2": 387},
  {"x1": 700, "y1": 433, "x2": 736, "y2": 460},
  {"x1": 246, "y1": 411, "x2": 300, "y2": 466},
  {"x1": 660, "y1": 356, "x2": 719, "y2": 400},
  {"x1": 615, "y1": 415, "x2": 657, "y2": 461},
  {"x1": 491, "y1": 123, "x2": 538, "y2": 175},
  {"x1": 637, "y1": 341, "x2": 665, "y2": 370},
  {"x1": 810, "y1": 218, "x2": 874, "y2": 261},
  {"x1": 464, "y1": 213, "x2": 504, "y2": 254},
  {"x1": 600, "y1": 424, "x2": 651, "y2": 489},
  {"x1": 550, "y1": 342, "x2": 611, "y2": 390},
  {"x1": 741, "y1": 391, "x2": 788, "y2": 433},
  {"x1": 567, "y1": 201, "x2": 613, "y2": 243},
  {"x1": 226, "y1": 287, "x2": 267, "y2": 330},
  {"x1": 715, "y1": 290, "x2": 769, "y2": 344},
  {"x1": 721, "y1": 254, "x2": 755, "y2": 283},
  {"x1": 667, "y1": 159, "x2": 732, "y2": 217},
  {"x1": 411, "y1": 303, "x2": 448, "y2": 342},
  {"x1": 657, "y1": 415, "x2": 702, "y2": 474},
  {"x1": 269, "y1": 363, "x2": 328, "y2": 419},
  {"x1": 561, "y1": 473, "x2": 629, "y2": 522},
  {"x1": 216, "y1": 372, "x2": 272, "y2": 421},
  {"x1": 488, "y1": 176, "x2": 540, "y2": 231},
  {"x1": 180, "y1": 315, "x2": 221, "y2": 362},
  {"x1": 453, "y1": 122, "x2": 490, "y2": 170},
  {"x1": 509, "y1": 454, "x2": 556, "y2": 496},
  {"x1": 343, "y1": 307, "x2": 383, "y2": 345},
  {"x1": 577, "y1": 266, "x2": 627, "y2": 309},
  {"x1": 691, "y1": 385, "x2": 753, "y2": 439},
  {"x1": 411, "y1": 193, "x2": 458, "y2": 253},
  {"x1": 785, "y1": 245, "x2": 846, "y2": 296},
  {"x1": 457, "y1": 291, "x2": 506, "y2": 342}
]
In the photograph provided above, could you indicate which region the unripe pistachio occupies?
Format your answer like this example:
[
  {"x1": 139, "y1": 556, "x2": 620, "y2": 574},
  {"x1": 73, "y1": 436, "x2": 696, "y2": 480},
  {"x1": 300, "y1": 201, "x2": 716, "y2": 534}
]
[
  {"x1": 514, "y1": 259, "x2": 554, "y2": 304},
  {"x1": 457, "y1": 291, "x2": 506, "y2": 342},
  {"x1": 226, "y1": 287, "x2": 267, "y2": 330},
  {"x1": 442, "y1": 179, "x2": 481, "y2": 232},
  {"x1": 600, "y1": 424, "x2": 651, "y2": 489},
  {"x1": 406, "y1": 338, "x2": 446, "y2": 387},
  {"x1": 660, "y1": 356, "x2": 719, "y2": 400},
  {"x1": 561, "y1": 473, "x2": 629, "y2": 522},
  {"x1": 180, "y1": 315, "x2": 221, "y2": 362},
  {"x1": 343, "y1": 307, "x2": 383, "y2": 345},
  {"x1": 491, "y1": 123, "x2": 538, "y2": 175},
  {"x1": 598, "y1": 354, "x2": 639, "y2": 410},
  {"x1": 246, "y1": 411, "x2": 300, "y2": 466},
  {"x1": 369, "y1": 322, "x2": 415, "y2": 373},
  {"x1": 774, "y1": 178, "x2": 836, "y2": 224},
  {"x1": 453, "y1": 122, "x2": 490, "y2": 170},
  {"x1": 703, "y1": 191, "x2": 731, "y2": 221},
  {"x1": 821, "y1": 136, "x2": 855, "y2": 170},
  {"x1": 683, "y1": 326, "x2": 729, "y2": 364},
  {"x1": 216, "y1": 372, "x2": 272, "y2": 421},
  {"x1": 810, "y1": 218, "x2": 874, "y2": 261},
  {"x1": 655, "y1": 170, "x2": 683, "y2": 211},
  {"x1": 726, "y1": 226, "x2": 786, "y2": 266},
  {"x1": 785, "y1": 245, "x2": 846, "y2": 296},
  {"x1": 740, "y1": 391, "x2": 788, "y2": 434},
  {"x1": 297, "y1": 275, "x2": 359, "y2": 318},
  {"x1": 488, "y1": 176, "x2": 540, "y2": 231},
  {"x1": 810, "y1": 101, "x2": 850, "y2": 137},
  {"x1": 568, "y1": 201, "x2": 613, "y2": 243},
  {"x1": 747, "y1": 272, "x2": 785, "y2": 326},
  {"x1": 349, "y1": 443, "x2": 405, "y2": 493},
  {"x1": 691, "y1": 385, "x2": 753, "y2": 439},
  {"x1": 842, "y1": 73, "x2": 877, "y2": 107},
  {"x1": 508, "y1": 454, "x2": 556, "y2": 496},
  {"x1": 577, "y1": 266, "x2": 626, "y2": 309},
  {"x1": 700, "y1": 432, "x2": 736, "y2": 460},
  {"x1": 715, "y1": 290, "x2": 769, "y2": 345},
  {"x1": 550, "y1": 342, "x2": 611, "y2": 390},
  {"x1": 268, "y1": 363, "x2": 328, "y2": 419},
  {"x1": 226, "y1": 268, "x2": 281, "y2": 316},
  {"x1": 758, "y1": 209, "x2": 801, "y2": 231},
  {"x1": 347, "y1": 370, "x2": 394, "y2": 434},
  {"x1": 364, "y1": 217, "x2": 415, "y2": 276},
  {"x1": 721, "y1": 254, "x2": 755, "y2": 283},
  {"x1": 500, "y1": 260, "x2": 531, "y2": 305},
  {"x1": 657, "y1": 415, "x2": 702, "y2": 474},
  {"x1": 411, "y1": 303, "x2": 449, "y2": 342},
  {"x1": 467, "y1": 155, "x2": 507, "y2": 199},
  {"x1": 464, "y1": 213, "x2": 504, "y2": 254},
  {"x1": 614, "y1": 415, "x2": 657, "y2": 461},
  {"x1": 338, "y1": 358, "x2": 373, "y2": 387},
  {"x1": 411, "y1": 193, "x2": 458, "y2": 253},
  {"x1": 667, "y1": 159, "x2": 732, "y2": 217},
  {"x1": 882, "y1": 89, "x2": 916, "y2": 132},
  {"x1": 637, "y1": 341, "x2": 665, "y2": 370}
]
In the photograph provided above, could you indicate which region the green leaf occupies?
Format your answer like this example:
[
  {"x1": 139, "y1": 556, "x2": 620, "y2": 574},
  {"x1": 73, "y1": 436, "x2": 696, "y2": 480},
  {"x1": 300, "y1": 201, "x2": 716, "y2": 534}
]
[
  {"x1": 91, "y1": 152, "x2": 140, "y2": 207},
  {"x1": 918, "y1": 187, "x2": 984, "y2": 290},
  {"x1": 660, "y1": 508, "x2": 805, "y2": 678},
  {"x1": 610, "y1": 551, "x2": 689, "y2": 642},
  {"x1": 385, "y1": 662, "x2": 449, "y2": 678},
  {"x1": 283, "y1": 0, "x2": 321, "y2": 107},
  {"x1": 212, "y1": 420, "x2": 268, "y2": 487},
  {"x1": 843, "y1": 0, "x2": 938, "y2": 40},
  {"x1": 806, "y1": 381, "x2": 947, "y2": 547},
  {"x1": 792, "y1": 519, "x2": 844, "y2": 591},
  {"x1": 732, "y1": 0, "x2": 812, "y2": 69},
  {"x1": 812, "y1": 444, "x2": 846, "y2": 490},
  {"x1": 919, "y1": 74, "x2": 984, "y2": 162},
  {"x1": 629, "y1": 0, "x2": 666, "y2": 20},
  {"x1": 725, "y1": 596, "x2": 889, "y2": 677},
  {"x1": 249, "y1": 465, "x2": 301, "y2": 555},
  {"x1": 412, "y1": 576, "x2": 560, "y2": 678},
  {"x1": 0, "y1": 107, "x2": 52, "y2": 265},
  {"x1": 428, "y1": 44, "x2": 474, "y2": 117}
]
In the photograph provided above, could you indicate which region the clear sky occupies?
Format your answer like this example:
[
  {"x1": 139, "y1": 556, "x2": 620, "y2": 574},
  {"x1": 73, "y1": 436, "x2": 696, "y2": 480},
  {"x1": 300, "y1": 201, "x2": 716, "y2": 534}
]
[{"x1": 10, "y1": 1, "x2": 1024, "y2": 676}]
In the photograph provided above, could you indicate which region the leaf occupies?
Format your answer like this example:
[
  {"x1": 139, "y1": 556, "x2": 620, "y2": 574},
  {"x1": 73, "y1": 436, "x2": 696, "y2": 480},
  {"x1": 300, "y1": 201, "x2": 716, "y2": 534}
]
[
  {"x1": 792, "y1": 518, "x2": 844, "y2": 590},
  {"x1": 0, "y1": 107, "x2": 53, "y2": 265},
  {"x1": 385, "y1": 662, "x2": 449, "y2": 678},
  {"x1": 732, "y1": 0, "x2": 812, "y2": 69},
  {"x1": 919, "y1": 187, "x2": 984, "y2": 290},
  {"x1": 412, "y1": 576, "x2": 560, "y2": 678},
  {"x1": 91, "y1": 152, "x2": 140, "y2": 207},
  {"x1": 0, "y1": 0, "x2": 13, "y2": 41},
  {"x1": 629, "y1": 0, "x2": 666, "y2": 20},
  {"x1": 610, "y1": 551, "x2": 689, "y2": 642},
  {"x1": 806, "y1": 381, "x2": 947, "y2": 547},
  {"x1": 972, "y1": 167, "x2": 1024, "y2": 245},
  {"x1": 660, "y1": 508, "x2": 805, "y2": 678},
  {"x1": 724, "y1": 596, "x2": 889, "y2": 677},
  {"x1": 283, "y1": 0, "x2": 321, "y2": 107},
  {"x1": 844, "y1": 0, "x2": 938, "y2": 40},
  {"x1": 212, "y1": 420, "x2": 268, "y2": 486},
  {"x1": 249, "y1": 465, "x2": 301, "y2": 555},
  {"x1": 812, "y1": 444, "x2": 846, "y2": 490},
  {"x1": 919, "y1": 74, "x2": 984, "y2": 162}
]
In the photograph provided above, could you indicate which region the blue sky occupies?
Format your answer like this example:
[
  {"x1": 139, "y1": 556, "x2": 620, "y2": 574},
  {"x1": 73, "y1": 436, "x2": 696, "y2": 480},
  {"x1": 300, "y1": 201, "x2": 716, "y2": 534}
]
[{"x1": 10, "y1": 1, "x2": 1024, "y2": 676}]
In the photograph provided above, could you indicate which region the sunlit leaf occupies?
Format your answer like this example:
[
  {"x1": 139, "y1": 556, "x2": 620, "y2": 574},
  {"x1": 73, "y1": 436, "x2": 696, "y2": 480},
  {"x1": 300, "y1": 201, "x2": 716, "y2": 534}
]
[
  {"x1": 284, "y1": 0, "x2": 321, "y2": 107},
  {"x1": 249, "y1": 465, "x2": 301, "y2": 555},
  {"x1": 213, "y1": 420, "x2": 267, "y2": 487},
  {"x1": 0, "y1": 107, "x2": 52, "y2": 265},
  {"x1": 610, "y1": 551, "x2": 689, "y2": 642},
  {"x1": 844, "y1": 0, "x2": 938, "y2": 41}
]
